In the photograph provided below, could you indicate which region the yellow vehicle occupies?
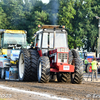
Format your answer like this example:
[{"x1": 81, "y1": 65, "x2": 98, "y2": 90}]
[
  {"x1": 0, "y1": 29, "x2": 27, "y2": 79},
  {"x1": 0, "y1": 29, "x2": 27, "y2": 55}
]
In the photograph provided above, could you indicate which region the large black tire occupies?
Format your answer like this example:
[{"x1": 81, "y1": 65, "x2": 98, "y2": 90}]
[
  {"x1": 37, "y1": 56, "x2": 50, "y2": 83},
  {"x1": 0, "y1": 68, "x2": 5, "y2": 79},
  {"x1": 83, "y1": 64, "x2": 86, "y2": 72},
  {"x1": 0, "y1": 68, "x2": 1, "y2": 79},
  {"x1": 50, "y1": 72, "x2": 57, "y2": 82},
  {"x1": 29, "y1": 49, "x2": 39, "y2": 81},
  {"x1": 18, "y1": 49, "x2": 31, "y2": 81},
  {"x1": 72, "y1": 58, "x2": 83, "y2": 84},
  {"x1": 68, "y1": 50, "x2": 73, "y2": 64},
  {"x1": 71, "y1": 49, "x2": 79, "y2": 58},
  {"x1": 57, "y1": 72, "x2": 71, "y2": 83},
  {"x1": 86, "y1": 64, "x2": 91, "y2": 73}
]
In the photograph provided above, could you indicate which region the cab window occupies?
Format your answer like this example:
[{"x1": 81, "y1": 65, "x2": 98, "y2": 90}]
[
  {"x1": 42, "y1": 33, "x2": 48, "y2": 48},
  {"x1": 49, "y1": 33, "x2": 53, "y2": 48},
  {"x1": 38, "y1": 34, "x2": 41, "y2": 48}
]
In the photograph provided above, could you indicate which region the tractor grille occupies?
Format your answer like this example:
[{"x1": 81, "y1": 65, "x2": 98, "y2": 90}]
[{"x1": 58, "y1": 53, "x2": 67, "y2": 63}]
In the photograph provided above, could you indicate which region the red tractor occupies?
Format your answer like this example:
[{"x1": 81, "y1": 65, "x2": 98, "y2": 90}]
[{"x1": 18, "y1": 25, "x2": 83, "y2": 84}]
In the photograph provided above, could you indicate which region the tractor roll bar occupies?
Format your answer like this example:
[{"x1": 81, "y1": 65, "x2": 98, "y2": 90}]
[
  {"x1": 41, "y1": 25, "x2": 60, "y2": 29},
  {"x1": 32, "y1": 25, "x2": 66, "y2": 39}
]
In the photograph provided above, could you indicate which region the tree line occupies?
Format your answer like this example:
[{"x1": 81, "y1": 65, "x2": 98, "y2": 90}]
[{"x1": 0, "y1": 0, "x2": 100, "y2": 52}]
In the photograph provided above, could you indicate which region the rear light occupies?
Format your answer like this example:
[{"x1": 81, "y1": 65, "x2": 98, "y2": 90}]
[
  {"x1": 62, "y1": 25, "x2": 65, "y2": 28},
  {"x1": 38, "y1": 25, "x2": 41, "y2": 28},
  {"x1": 59, "y1": 25, "x2": 65, "y2": 28}
]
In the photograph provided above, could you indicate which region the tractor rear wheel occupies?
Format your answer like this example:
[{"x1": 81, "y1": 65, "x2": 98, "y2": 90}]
[
  {"x1": 71, "y1": 49, "x2": 79, "y2": 58},
  {"x1": 18, "y1": 49, "x2": 31, "y2": 81},
  {"x1": 68, "y1": 50, "x2": 73, "y2": 64},
  {"x1": 37, "y1": 56, "x2": 50, "y2": 83},
  {"x1": 72, "y1": 58, "x2": 83, "y2": 84},
  {"x1": 29, "y1": 49, "x2": 39, "y2": 81},
  {"x1": 57, "y1": 72, "x2": 71, "y2": 83}
]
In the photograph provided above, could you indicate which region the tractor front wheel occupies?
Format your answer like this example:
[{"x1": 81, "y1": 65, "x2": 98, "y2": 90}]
[
  {"x1": 68, "y1": 51, "x2": 73, "y2": 64},
  {"x1": 72, "y1": 58, "x2": 83, "y2": 84},
  {"x1": 57, "y1": 72, "x2": 71, "y2": 83},
  {"x1": 37, "y1": 56, "x2": 50, "y2": 83},
  {"x1": 18, "y1": 49, "x2": 31, "y2": 81}
]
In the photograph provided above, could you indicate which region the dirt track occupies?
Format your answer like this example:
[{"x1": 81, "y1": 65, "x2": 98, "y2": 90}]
[{"x1": 0, "y1": 74, "x2": 100, "y2": 100}]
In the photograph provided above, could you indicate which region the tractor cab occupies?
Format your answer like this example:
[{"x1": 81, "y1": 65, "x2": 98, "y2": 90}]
[
  {"x1": 0, "y1": 30, "x2": 27, "y2": 51},
  {"x1": 0, "y1": 29, "x2": 27, "y2": 57},
  {"x1": 34, "y1": 25, "x2": 69, "y2": 56}
]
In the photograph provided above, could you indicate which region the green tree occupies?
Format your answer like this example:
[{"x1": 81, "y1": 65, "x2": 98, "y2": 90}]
[
  {"x1": 58, "y1": 0, "x2": 76, "y2": 49},
  {"x1": 1, "y1": 0, "x2": 27, "y2": 29},
  {"x1": 27, "y1": 10, "x2": 50, "y2": 43},
  {"x1": 72, "y1": 0, "x2": 98, "y2": 51},
  {"x1": 58, "y1": 0, "x2": 100, "y2": 51},
  {"x1": 0, "y1": 5, "x2": 8, "y2": 29},
  {"x1": 26, "y1": 1, "x2": 50, "y2": 43}
]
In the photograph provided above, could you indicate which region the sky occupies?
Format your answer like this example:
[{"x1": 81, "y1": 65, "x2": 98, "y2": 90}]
[{"x1": 42, "y1": 0, "x2": 49, "y2": 4}]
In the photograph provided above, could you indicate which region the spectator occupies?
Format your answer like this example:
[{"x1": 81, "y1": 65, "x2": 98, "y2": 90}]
[
  {"x1": 84, "y1": 59, "x2": 89, "y2": 65},
  {"x1": 91, "y1": 57, "x2": 98, "y2": 81}
]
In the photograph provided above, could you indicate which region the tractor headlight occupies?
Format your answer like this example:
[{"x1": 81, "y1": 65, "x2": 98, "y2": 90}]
[
  {"x1": 58, "y1": 59, "x2": 61, "y2": 63},
  {"x1": 58, "y1": 53, "x2": 67, "y2": 63},
  {"x1": 64, "y1": 59, "x2": 67, "y2": 63},
  {"x1": 58, "y1": 53, "x2": 61, "y2": 63}
]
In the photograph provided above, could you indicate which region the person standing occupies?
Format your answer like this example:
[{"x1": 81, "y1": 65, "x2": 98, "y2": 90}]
[
  {"x1": 91, "y1": 57, "x2": 98, "y2": 81},
  {"x1": 84, "y1": 59, "x2": 89, "y2": 65}
]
